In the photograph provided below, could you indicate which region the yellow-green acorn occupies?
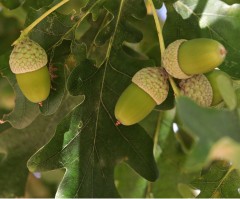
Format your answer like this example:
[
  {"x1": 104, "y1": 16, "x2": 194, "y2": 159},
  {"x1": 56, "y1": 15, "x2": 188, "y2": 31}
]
[
  {"x1": 114, "y1": 67, "x2": 169, "y2": 126},
  {"x1": 9, "y1": 37, "x2": 51, "y2": 103},
  {"x1": 162, "y1": 38, "x2": 227, "y2": 79},
  {"x1": 179, "y1": 70, "x2": 232, "y2": 107}
]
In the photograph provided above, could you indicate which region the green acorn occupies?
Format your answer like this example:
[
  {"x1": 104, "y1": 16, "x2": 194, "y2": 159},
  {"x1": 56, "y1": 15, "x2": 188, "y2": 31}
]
[
  {"x1": 114, "y1": 67, "x2": 169, "y2": 126},
  {"x1": 9, "y1": 37, "x2": 51, "y2": 103},
  {"x1": 179, "y1": 70, "x2": 232, "y2": 107},
  {"x1": 162, "y1": 38, "x2": 227, "y2": 79}
]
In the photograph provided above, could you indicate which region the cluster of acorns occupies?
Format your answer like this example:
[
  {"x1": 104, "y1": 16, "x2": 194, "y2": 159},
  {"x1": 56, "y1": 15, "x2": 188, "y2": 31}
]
[
  {"x1": 115, "y1": 38, "x2": 230, "y2": 126},
  {"x1": 8, "y1": 37, "x2": 230, "y2": 127}
]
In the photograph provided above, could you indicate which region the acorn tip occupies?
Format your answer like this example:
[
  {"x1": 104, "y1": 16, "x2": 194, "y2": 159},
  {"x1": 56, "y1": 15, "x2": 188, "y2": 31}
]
[
  {"x1": 220, "y1": 47, "x2": 227, "y2": 56},
  {"x1": 115, "y1": 120, "x2": 121, "y2": 126},
  {"x1": 0, "y1": 120, "x2": 5, "y2": 124}
]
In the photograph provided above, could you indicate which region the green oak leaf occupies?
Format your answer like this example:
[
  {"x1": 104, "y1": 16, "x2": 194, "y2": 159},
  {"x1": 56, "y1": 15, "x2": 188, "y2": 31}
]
[
  {"x1": 0, "y1": 0, "x2": 22, "y2": 9},
  {"x1": 0, "y1": 13, "x2": 21, "y2": 55},
  {"x1": 3, "y1": 85, "x2": 40, "y2": 129},
  {"x1": 222, "y1": 0, "x2": 240, "y2": 4},
  {"x1": 148, "y1": 110, "x2": 198, "y2": 198},
  {"x1": 0, "y1": 95, "x2": 83, "y2": 197},
  {"x1": 152, "y1": 0, "x2": 163, "y2": 8},
  {"x1": 27, "y1": 102, "x2": 158, "y2": 197},
  {"x1": 40, "y1": 63, "x2": 65, "y2": 116},
  {"x1": 151, "y1": 131, "x2": 192, "y2": 197},
  {"x1": 114, "y1": 163, "x2": 148, "y2": 198},
  {"x1": 23, "y1": 0, "x2": 53, "y2": 10},
  {"x1": 79, "y1": 13, "x2": 110, "y2": 68},
  {"x1": 27, "y1": 0, "x2": 160, "y2": 198},
  {"x1": 25, "y1": 6, "x2": 75, "y2": 50},
  {"x1": 191, "y1": 160, "x2": 240, "y2": 198},
  {"x1": 176, "y1": 97, "x2": 240, "y2": 171}
]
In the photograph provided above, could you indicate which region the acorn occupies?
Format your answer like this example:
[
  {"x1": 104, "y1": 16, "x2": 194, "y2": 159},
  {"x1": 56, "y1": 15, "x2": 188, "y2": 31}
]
[
  {"x1": 162, "y1": 38, "x2": 227, "y2": 79},
  {"x1": 114, "y1": 67, "x2": 169, "y2": 126},
  {"x1": 9, "y1": 37, "x2": 51, "y2": 103},
  {"x1": 179, "y1": 70, "x2": 232, "y2": 107}
]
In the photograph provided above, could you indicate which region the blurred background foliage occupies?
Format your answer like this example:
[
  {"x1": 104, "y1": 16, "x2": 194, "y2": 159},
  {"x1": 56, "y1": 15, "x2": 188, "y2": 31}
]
[{"x1": 1, "y1": 0, "x2": 240, "y2": 198}]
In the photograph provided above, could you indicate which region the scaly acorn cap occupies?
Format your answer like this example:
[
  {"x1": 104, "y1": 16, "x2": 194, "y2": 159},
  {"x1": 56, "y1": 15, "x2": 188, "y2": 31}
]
[
  {"x1": 132, "y1": 67, "x2": 169, "y2": 105},
  {"x1": 9, "y1": 37, "x2": 47, "y2": 74},
  {"x1": 179, "y1": 74, "x2": 213, "y2": 107},
  {"x1": 162, "y1": 39, "x2": 192, "y2": 79}
]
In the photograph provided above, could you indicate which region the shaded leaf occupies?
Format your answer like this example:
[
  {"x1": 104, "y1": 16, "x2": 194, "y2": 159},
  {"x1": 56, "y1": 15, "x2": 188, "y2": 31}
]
[
  {"x1": 0, "y1": 94, "x2": 84, "y2": 197},
  {"x1": 151, "y1": 128, "x2": 197, "y2": 197},
  {"x1": 152, "y1": 0, "x2": 163, "y2": 9},
  {"x1": 0, "y1": 76, "x2": 15, "y2": 112},
  {"x1": 0, "y1": 13, "x2": 21, "y2": 55},
  {"x1": 0, "y1": 0, "x2": 22, "y2": 9},
  {"x1": 3, "y1": 85, "x2": 40, "y2": 129},
  {"x1": 192, "y1": 160, "x2": 240, "y2": 198},
  {"x1": 40, "y1": 63, "x2": 66, "y2": 115},
  {"x1": 27, "y1": 0, "x2": 159, "y2": 198},
  {"x1": 176, "y1": 97, "x2": 240, "y2": 171},
  {"x1": 114, "y1": 163, "x2": 147, "y2": 198},
  {"x1": 222, "y1": 0, "x2": 240, "y2": 4},
  {"x1": 79, "y1": 12, "x2": 110, "y2": 68},
  {"x1": 25, "y1": 6, "x2": 75, "y2": 50}
]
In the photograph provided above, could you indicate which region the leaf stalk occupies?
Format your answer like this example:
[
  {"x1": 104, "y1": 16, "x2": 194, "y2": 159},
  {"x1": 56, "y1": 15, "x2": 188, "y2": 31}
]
[
  {"x1": 12, "y1": 0, "x2": 70, "y2": 46},
  {"x1": 147, "y1": 0, "x2": 180, "y2": 96}
]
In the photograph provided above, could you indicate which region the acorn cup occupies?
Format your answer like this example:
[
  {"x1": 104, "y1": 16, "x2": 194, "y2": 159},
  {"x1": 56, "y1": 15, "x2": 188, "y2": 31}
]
[
  {"x1": 9, "y1": 37, "x2": 51, "y2": 103},
  {"x1": 179, "y1": 70, "x2": 232, "y2": 107},
  {"x1": 114, "y1": 67, "x2": 169, "y2": 126},
  {"x1": 162, "y1": 38, "x2": 227, "y2": 79}
]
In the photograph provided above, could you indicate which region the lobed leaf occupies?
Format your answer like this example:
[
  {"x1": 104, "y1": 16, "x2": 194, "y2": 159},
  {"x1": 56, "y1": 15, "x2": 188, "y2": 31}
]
[
  {"x1": 27, "y1": 0, "x2": 160, "y2": 197},
  {"x1": 0, "y1": 95, "x2": 83, "y2": 197},
  {"x1": 192, "y1": 160, "x2": 240, "y2": 198},
  {"x1": 176, "y1": 97, "x2": 240, "y2": 171}
]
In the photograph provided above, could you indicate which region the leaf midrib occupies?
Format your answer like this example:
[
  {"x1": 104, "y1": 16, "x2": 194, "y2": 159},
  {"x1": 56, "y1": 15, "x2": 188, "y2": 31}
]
[
  {"x1": 90, "y1": 0, "x2": 126, "y2": 196},
  {"x1": 210, "y1": 166, "x2": 235, "y2": 198}
]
